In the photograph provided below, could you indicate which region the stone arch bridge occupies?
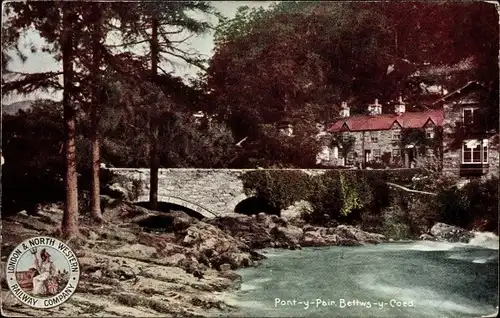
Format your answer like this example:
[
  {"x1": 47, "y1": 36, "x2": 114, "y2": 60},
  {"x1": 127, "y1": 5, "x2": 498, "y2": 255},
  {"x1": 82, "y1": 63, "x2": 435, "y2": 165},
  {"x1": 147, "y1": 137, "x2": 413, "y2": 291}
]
[{"x1": 107, "y1": 168, "x2": 326, "y2": 219}]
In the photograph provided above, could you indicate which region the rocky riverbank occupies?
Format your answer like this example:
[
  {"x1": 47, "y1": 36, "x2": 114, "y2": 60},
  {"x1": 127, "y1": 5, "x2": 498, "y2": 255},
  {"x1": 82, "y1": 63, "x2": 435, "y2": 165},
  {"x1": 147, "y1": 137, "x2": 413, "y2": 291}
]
[{"x1": 1, "y1": 201, "x2": 388, "y2": 317}]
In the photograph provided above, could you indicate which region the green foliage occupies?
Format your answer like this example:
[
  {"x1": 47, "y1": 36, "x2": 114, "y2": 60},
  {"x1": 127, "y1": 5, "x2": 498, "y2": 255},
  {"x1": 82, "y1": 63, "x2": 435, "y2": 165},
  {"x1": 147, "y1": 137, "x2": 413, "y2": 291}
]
[
  {"x1": 407, "y1": 195, "x2": 440, "y2": 235},
  {"x1": 437, "y1": 177, "x2": 498, "y2": 231},
  {"x1": 437, "y1": 186, "x2": 472, "y2": 228},
  {"x1": 381, "y1": 197, "x2": 413, "y2": 240},
  {"x1": 208, "y1": 1, "x2": 498, "y2": 118},
  {"x1": 239, "y1": 170, "x2": 314, "y2": 210},
  {"x1": 240, "y1": 169, "x2": 376, "y2": 221},
  {"x1": 229, "y1": 121, "x2": 322, "y2": 168},
  {"x1": 1, "y1": 101, "x2": 66, "y2": 214},
  {"x1": 400, "y1": 127, "x2": 443, "y2": 158}
]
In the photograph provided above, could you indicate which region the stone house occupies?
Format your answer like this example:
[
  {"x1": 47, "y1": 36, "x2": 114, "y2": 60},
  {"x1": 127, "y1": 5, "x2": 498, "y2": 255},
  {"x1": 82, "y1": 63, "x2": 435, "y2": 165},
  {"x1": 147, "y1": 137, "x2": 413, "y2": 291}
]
[
  {"x1": 318, "y1": 81, "x2": 498, "y2": 179},
  {"x1": 322, "y1": 99, "x2": 444, "y2": 168},
  {"x1": 433, "y1": 81, "x2": 499, "y2": 179}
]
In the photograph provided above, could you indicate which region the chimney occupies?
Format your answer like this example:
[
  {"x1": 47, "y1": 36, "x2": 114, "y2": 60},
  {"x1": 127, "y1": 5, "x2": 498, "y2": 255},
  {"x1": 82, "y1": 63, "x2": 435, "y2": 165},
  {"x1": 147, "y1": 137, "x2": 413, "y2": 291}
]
[
  {"x1": 394, "y1": 96, "x2": 406, "y2": 115},
  {"x1": 368, "y1": 98, "x2": 382, "y2": 115},
  {"x1": 339, "y1": 101, "x2": 350, "y2": 118}
]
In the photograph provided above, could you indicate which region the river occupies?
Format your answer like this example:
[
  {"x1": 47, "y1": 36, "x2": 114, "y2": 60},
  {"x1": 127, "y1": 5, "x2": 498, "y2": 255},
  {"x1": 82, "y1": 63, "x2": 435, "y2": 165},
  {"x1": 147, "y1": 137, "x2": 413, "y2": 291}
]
[{"x1": 222, "y1": 232, "x2": 498, "y2": 318}]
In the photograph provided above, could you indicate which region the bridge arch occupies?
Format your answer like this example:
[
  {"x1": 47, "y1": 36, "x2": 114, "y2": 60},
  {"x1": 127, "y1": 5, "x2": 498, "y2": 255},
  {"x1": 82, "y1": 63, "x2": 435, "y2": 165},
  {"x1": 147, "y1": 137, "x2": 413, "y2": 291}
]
[
  {"x1": 234, "y1": 196, "x2": 281, "y2": 216},
  {"x1": 135, "y1": 195, "x2": 218, "y2": 219}
]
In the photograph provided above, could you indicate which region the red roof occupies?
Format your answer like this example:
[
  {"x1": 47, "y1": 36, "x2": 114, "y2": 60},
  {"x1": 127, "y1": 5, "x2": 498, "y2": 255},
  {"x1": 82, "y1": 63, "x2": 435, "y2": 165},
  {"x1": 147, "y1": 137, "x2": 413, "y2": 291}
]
[{"x1": 328, "y1": 110, "x2": 444, "y2": 132}]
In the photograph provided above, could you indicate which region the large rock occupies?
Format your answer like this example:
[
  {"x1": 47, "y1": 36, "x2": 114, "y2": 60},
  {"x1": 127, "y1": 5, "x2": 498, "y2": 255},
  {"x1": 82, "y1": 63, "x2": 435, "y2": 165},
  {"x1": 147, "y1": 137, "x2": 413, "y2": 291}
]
[
  {"x1": 430, "y1": 222, "x2": 474, "y2": 243},
  {"x1": 107, "y1": 244, "x2": 158, "y2": 259},
  {"x1": 180, "y1": 221, "x2": 263, "y2": 270},
  {"x1": 270, "y1": 225, "x2": 303, "y2": 248},
  {"x1": 105, "y1": 183, "x2": 130, "y2": 200},
  {"x1": 333, "y1": 225, "x2": 386, "y2": 244},
  {"x1": 419, "y1": 233, "x2": 438, "y2": 241},
  {"x1": 134, "y1": 210, "x2": 196, "y2": 233},
  {"x1": 281, "y1": 200, "x2": 313, "y2": 222},
  {"x1": 255, "y1": 213, "x2": 275, "y2": 228},
  {"x1": 206, "y1": 215, "x2": 273, "y2": 249},
  {"x1": 300, "y1": 230, "x2": 326, "y2": 246},
  {"x1": 299, "y1": 225, "x2": 384, "y2": 247}
]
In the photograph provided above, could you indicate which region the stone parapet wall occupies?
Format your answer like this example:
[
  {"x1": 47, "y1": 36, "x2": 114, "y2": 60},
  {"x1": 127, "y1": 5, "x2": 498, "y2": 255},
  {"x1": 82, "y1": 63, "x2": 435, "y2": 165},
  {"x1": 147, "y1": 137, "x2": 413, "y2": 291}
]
[{"x1": 108, "y1": 168, "x2": 328, "y2": 217}]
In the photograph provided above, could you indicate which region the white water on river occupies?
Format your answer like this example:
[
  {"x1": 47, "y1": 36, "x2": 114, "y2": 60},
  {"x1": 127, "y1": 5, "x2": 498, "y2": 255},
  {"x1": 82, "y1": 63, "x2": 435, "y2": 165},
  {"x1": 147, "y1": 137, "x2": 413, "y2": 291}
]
[{"x1": 220, "y1": 232, "x2": 498, "y2": 318}]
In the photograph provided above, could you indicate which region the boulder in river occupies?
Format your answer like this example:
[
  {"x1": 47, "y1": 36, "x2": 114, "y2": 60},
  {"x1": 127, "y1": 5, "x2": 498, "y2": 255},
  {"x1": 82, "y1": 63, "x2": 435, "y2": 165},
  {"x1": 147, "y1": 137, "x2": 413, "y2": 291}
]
[
  {"x1": 430, "y1": 222, "x2": 474, "y2": 243},
  {"x1": 419, "y1": 233, "x2": 439, "y2": 241},
  {"x1": 333, "y1": 225, "x2": 386, "y2": 244},
  {"x1": 299, "y1": 225, "x2": 385, "y2": 247}
]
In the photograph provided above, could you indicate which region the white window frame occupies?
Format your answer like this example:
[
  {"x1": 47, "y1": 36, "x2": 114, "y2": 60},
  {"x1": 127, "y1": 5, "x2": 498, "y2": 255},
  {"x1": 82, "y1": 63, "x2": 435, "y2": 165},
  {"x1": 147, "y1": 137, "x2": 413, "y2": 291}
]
[
  {"x1": 462, "y1": 107, "x2": 479, "y2": 125},
  {"x1": 332, "y1": 146, "x2": 339, "y2": 159},
  {"x1": 373, "y1": 149, "x2": 381, "y2": 160},
  {"x1": 462, "y1": 139, "x2": 488, "y2": 164},
  {"x1": 392, "y1": 129, "x2": 401, "y2": 141},
  {"x1": 392, "y1": 148, "x2": 401, "y2": 158},
  {"x1": 425, "y1": 127, "x2": 435, "y2": 139}
]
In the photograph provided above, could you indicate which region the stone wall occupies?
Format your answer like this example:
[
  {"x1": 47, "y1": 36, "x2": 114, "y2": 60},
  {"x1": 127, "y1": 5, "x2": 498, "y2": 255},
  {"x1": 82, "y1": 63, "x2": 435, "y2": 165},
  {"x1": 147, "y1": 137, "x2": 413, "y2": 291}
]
[
  {"x1": 442, "y1": 101, "x2": 461, "y2": 174},
  {"x1": 487, "y1": 137, "x2": 499, "y2": 179},
  {"x1": 108, "y1": 168, "x2": 327, "y2": 218}
]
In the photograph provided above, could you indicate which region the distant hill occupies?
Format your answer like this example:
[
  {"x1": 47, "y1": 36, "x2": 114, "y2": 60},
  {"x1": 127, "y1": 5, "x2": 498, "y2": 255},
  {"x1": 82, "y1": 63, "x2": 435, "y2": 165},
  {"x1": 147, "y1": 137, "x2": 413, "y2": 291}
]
[{"x1": 2, "y1": 100, "x2": 34, "y2": 115}]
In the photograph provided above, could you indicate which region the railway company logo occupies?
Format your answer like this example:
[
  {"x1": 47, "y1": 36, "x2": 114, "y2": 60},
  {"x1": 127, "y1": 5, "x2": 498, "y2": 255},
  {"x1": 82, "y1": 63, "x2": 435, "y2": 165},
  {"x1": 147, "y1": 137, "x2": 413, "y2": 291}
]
[{"x1": 5, "y1": 236, "x2": 80, "y2": 309}]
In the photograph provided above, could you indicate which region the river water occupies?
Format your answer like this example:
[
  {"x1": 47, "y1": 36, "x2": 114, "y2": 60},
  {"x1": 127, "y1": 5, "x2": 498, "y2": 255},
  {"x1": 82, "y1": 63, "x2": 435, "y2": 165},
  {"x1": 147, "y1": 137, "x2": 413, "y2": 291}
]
[{"x1": 223, "y1": 232, "x2": 498, "y2": 318}]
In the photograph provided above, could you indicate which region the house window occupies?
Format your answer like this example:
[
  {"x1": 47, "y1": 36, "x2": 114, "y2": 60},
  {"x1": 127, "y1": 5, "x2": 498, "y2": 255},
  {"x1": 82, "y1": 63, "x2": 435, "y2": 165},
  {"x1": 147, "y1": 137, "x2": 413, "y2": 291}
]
[
  {"x1": 425, "y1": 127, "x2": 435, "y2": 139},
  {"x1": 342, "y1": 133, "x2": 350, "y2": 142},
  {"x1": 370, "y1": 131, "x2": 379, "y2": 143},
  {"x1": 463, "y1": 108, "x2": 479, "y2": 125},
  {"x1": 462, "y1": 139, "x2": 488, "y2": 164},
  {"x1": 392, "y1": 129, "x2": 401, "y2": 141},
  {"x1": 392, "y1": 148, "x2": 401, "y2": 159},
  {"x1": 346, "y1": 152, "x2": 354, "y2": 165},
  {"x1": 332, "y1": 146, "x2": 339, "y2": 159},
  {"x1": 373, "y1": 149, "x2": 381, "y2": 160}
]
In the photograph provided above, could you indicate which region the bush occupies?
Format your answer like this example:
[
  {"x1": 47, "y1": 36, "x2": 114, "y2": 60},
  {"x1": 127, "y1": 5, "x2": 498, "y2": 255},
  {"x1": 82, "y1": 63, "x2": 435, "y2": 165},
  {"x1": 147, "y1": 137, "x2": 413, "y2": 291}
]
[
  {"x1": 407, "y1": 196, "x2": 440, "y2": 234},
  {"x1": 240, "y1": 169, "x2": 384, "y2": 224},
  {"x1": 381, "y1": 196, "x2": 412, "y2": 239},
  {"x1": 433, "y1": 177, "x2": 498, "y2": 232},
  {"x1": 437, "y1": 186, "x2": 472, "y2": 228},
  {"x1": 311, "y1": 170, "x2": 373, "y2": 221},
  {"x1": 239, "y1": 170, "x2": 314, "y2": 210}
]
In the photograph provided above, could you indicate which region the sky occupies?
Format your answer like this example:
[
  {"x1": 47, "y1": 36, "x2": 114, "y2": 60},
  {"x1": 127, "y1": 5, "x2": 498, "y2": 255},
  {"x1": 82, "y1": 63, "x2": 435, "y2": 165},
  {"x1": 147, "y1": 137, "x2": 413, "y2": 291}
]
[
  {"x1": 2, "y1": 1, "x2": 276, "y2": 104},
  {"x1": 16, "y1": 246, "x2": 70, "y2": 273}
]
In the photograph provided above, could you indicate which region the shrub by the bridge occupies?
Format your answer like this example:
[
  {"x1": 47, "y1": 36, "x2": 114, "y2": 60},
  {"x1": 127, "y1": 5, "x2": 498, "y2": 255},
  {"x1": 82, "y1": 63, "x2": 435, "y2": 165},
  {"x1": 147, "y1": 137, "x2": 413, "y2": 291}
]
[
  {"x1": 239, "y1": 170, "x2": 315, "y2": 210},
  {"x1": 309, "y1": 170, "x2": 373, "y2": 220},
  {"x1": 240, "y1": 170, "x2": 382, "y2": 222}
]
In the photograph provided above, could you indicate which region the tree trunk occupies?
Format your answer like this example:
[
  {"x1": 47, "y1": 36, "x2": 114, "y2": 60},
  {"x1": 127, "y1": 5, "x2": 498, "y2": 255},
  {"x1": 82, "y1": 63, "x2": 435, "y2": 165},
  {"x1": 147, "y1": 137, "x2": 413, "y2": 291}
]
[
  {"x1": 90, "y1": 5, "x2": 103, "y2": 222},
  {"x1": 149, "y1": 118, "x2": 159, "y2": 210},
  {"x1": 61, "y1": 6, "x2": 79, "y2": 238},
  {"x1": 149, "y1": 14, "x2": 159, "y2": 211}
]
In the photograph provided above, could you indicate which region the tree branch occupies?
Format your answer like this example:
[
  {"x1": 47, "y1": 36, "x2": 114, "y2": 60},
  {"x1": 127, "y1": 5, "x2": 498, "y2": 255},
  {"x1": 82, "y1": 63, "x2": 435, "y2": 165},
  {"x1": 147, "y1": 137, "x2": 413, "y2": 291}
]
[
  {"x1": 2, "y1": 71, "x2": 63, "y2": 95},
  {"x1": 105, "y1": 39, "x2": 149, "y2": 48},
  {"x1": 387, "y1": 182, "x2": 437, "y2": 196}
]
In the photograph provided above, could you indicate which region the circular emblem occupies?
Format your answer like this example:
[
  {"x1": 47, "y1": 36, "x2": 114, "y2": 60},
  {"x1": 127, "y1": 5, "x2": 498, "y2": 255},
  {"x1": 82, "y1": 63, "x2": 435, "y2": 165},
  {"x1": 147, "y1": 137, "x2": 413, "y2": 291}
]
[{"x1": 5, "y1": 236, "x2": 80, "y2": 309}]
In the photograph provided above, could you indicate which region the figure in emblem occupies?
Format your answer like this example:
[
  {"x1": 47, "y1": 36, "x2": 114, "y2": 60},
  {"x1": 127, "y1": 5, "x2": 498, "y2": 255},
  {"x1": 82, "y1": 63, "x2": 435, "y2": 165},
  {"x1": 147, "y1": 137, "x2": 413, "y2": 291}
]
[{"x1": 31, "y1": 248, "x2": 57, "y2": 295}]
